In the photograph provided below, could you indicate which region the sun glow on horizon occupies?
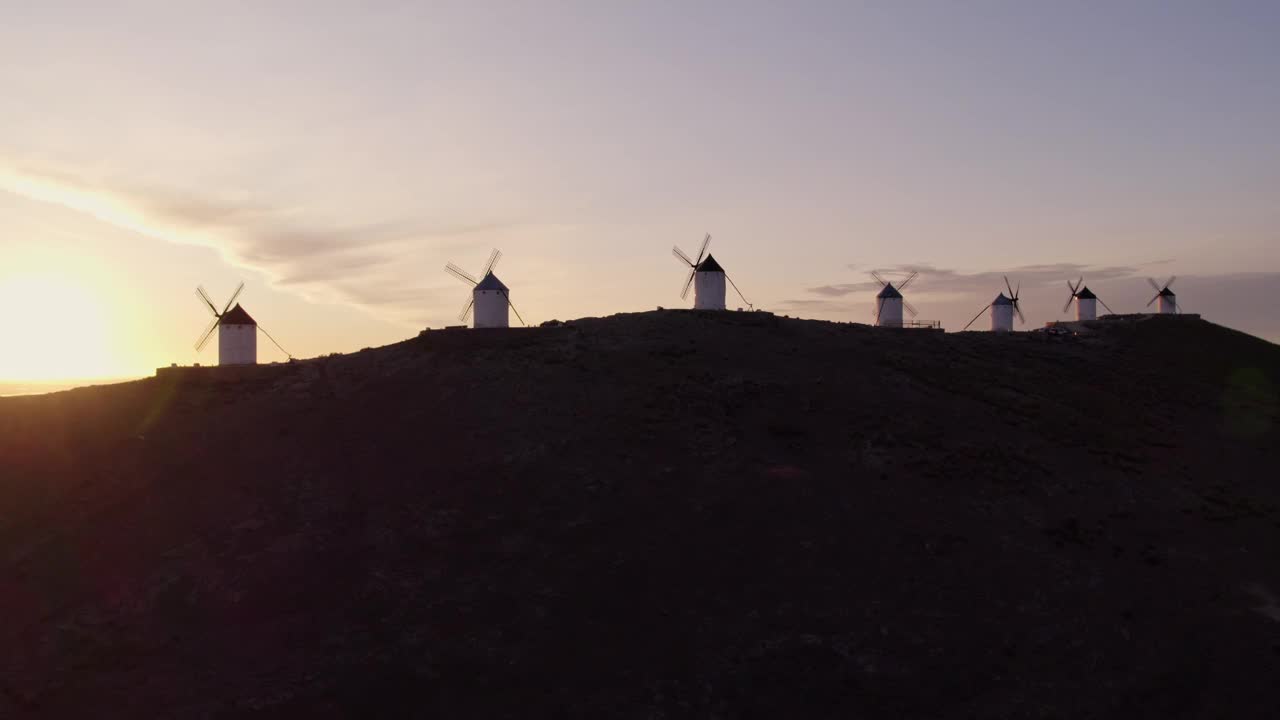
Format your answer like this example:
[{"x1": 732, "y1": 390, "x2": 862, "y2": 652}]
[{"x1": 0, "y1": 272, "x2": 127, "y2": 382}]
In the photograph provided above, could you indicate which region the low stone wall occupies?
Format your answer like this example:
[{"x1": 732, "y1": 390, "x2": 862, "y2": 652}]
[{"x1": 154, "y1": 362, "x2": 299, "y2": 384}]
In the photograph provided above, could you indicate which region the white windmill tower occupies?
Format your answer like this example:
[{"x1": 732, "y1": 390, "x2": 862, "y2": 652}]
[
  {"x1": 962, "y1": 276, "x2": 1025, "y2": 332},
  {"x1": 1146, "y1": 276, "x2": 1179, "y2": 314},
  {"x1": 870, "y1": 270, "x2": 919, "y2": 327},
  {"x1": 444, "y1": 248, "x2": 525, "y2": 328},
  {"x1": 1062, "y1": 277, "x2": 1114, "y2": 321},
  {"x1": 672, "y1": 233, "x2": 753, "y2": 311}
]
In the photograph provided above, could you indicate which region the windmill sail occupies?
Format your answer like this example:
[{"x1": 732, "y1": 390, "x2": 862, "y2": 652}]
[
  {"x1": 672, "y1": 234, "x2": 712, "y2": 293},
  {"x1": 192, "y1": 282, "x2": 245, "y2": 351}
]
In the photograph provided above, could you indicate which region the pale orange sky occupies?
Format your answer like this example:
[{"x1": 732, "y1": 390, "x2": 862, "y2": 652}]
[{"x1": 2, "y1": 2, "x2": 1278, "y2": 382}]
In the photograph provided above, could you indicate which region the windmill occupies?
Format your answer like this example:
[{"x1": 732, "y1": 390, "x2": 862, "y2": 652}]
[
  {"x1": 672, "y1": 233, "x2": 752, "y2": 310},
  {"x1": 1146, "y1": 276, "x2": 1179, "y2": 314},
  {"x1": 870, "y1": 270, "x2": 919, "y2": 327},
  {"x1": 1062, "y1": 277, "x2": 1113, "y2": 321},
  {"x1": 445, "y1": 248, "x2": 525, "y2": 328},
  {"x1": 194, "y1": 281, "x2": 258, "y2": 365},
  {"x1": 193, "y1": 281, "x2": 289, "y2": 365},
  {"x1": 962, "y1": 276, "x2": 1025, "y2": 332}
]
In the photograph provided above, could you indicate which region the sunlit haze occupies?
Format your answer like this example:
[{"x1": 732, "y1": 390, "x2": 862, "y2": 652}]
[{"x1": 3, "y1": 1, "x2": 1278, "y2": 384}]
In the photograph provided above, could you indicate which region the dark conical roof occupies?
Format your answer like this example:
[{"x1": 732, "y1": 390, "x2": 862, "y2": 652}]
[
  {"x1": 474, "y1": 272, "x2": 509, "y2": 292},
  {"x1": 696, "y1": 254, "x2": 724, "y2": 273},
  {"x1": 220, "y1": 303, "x2": 257, "y2": 326},
  {"x1": 1076, "y1": 286, "x2": 1097, "y2": 300},
  {"x1": 876, "y1": 283, "x2": 902, "y2": 299},
  {"x1": 992, "y1": 292, "x2": 1013, "y2": 306},
  {"x1": 1159, "y1": 287, "x2": 1176, "y2": 297}
]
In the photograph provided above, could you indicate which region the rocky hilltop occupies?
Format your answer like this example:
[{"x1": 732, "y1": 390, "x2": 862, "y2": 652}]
[{"x1": 1, "y1": 311, "x2": 1278, "y2": 718}]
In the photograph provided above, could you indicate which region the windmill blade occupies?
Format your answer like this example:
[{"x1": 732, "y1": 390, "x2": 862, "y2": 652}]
[
  {"x1": 1067, "y1": 279, "x2": 1079, "y2": 294},
  {"x1": 1097, "y1": 297, "x2": 1115, "y2": 315},
  {"x1": 1146, "y1": 293, "x2": 1160, "y2": 308},
  {"x1": 962, "y1": 304, "x2": 992, "y2": 331},
  {"x1": 1147, "y1": 277, "x2": 1162, "y2": 293},
  {"x1": 502, "y1": 291, "x2": 526, "y2": 326},
  {"x1": 875, "y1": 297, "x2": 884, "y2": 323},
  {"x1": 220, "y1": 281, "x2": 245, "y2": 316},
  {"x1": 1013, "y1": 299, "x2": 1025, "y2": 324},
  {"x1": 695, "y1": 233, "x2": 711, "y2": 265},
  {"x1": 458, "y1": 296, "x2": 475, "y2": 323},
  {"x1": 672, "y1": 246, "x2": 694, "y2": 266},
  {"x1": 903, "y1": 299, "x2": 919, "y2": 318},
  {"x1": 870, "y1": 270, "x2": 888, "y2": 287},
  {"x1": 194, "y1": 316, "x2": 220, "y2": 352},
  {"x1": 445, "y1": 263, "x2": 479, "y2": 285},
  {"x1": 680, "y1": 269, "x2": 696, "y2": 299},
  {"x1": 898, "y1": 271, "x2": 919, "y2": 291},
  {"x1": 1165, "y1": 275, "x2": 1176, "y2": 289},
  {"x1": 1174, "y1": 300, "x2": 1183, "y2": 314},
  {"x1": 1062, "y1": 294, "x2": 1075, "y2": 314},
  {"x1": 195, "y1": 285, "x2": 219, "y2": 316},
  {"x1": 1004, "y1": 275, "x2": 1015, "y2": 300},
  {"x1": 482, "y1": 248, "x2": 503, "y2": 277}
]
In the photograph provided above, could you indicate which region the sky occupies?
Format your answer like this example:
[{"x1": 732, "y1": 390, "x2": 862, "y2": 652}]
[{"x1": 2, "y1": 1, "x2": 1278, "y2": 382}]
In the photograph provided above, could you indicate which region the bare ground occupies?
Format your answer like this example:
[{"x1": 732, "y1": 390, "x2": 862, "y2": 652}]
[{"x1": 1, "y1": 311, "x2": 1278, "y2": 718}]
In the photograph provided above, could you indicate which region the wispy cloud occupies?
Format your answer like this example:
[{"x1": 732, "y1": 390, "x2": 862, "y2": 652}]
[
  {"x1": 802, "y1": 262, "x2": 1151, "y2": 299},
  {"x1": 0, "y1": 163, "x2": 532, "y2": 323}
]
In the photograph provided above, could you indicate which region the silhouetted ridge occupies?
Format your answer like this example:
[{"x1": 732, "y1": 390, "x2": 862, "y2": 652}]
[{"x1": 1, "y1": 311, "x2": 1277, "y2": 718}]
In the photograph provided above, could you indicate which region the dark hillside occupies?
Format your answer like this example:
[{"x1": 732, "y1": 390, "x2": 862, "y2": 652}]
[{"x1": 2, "y1": 311, "x2": 1279, "y2": 718}]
